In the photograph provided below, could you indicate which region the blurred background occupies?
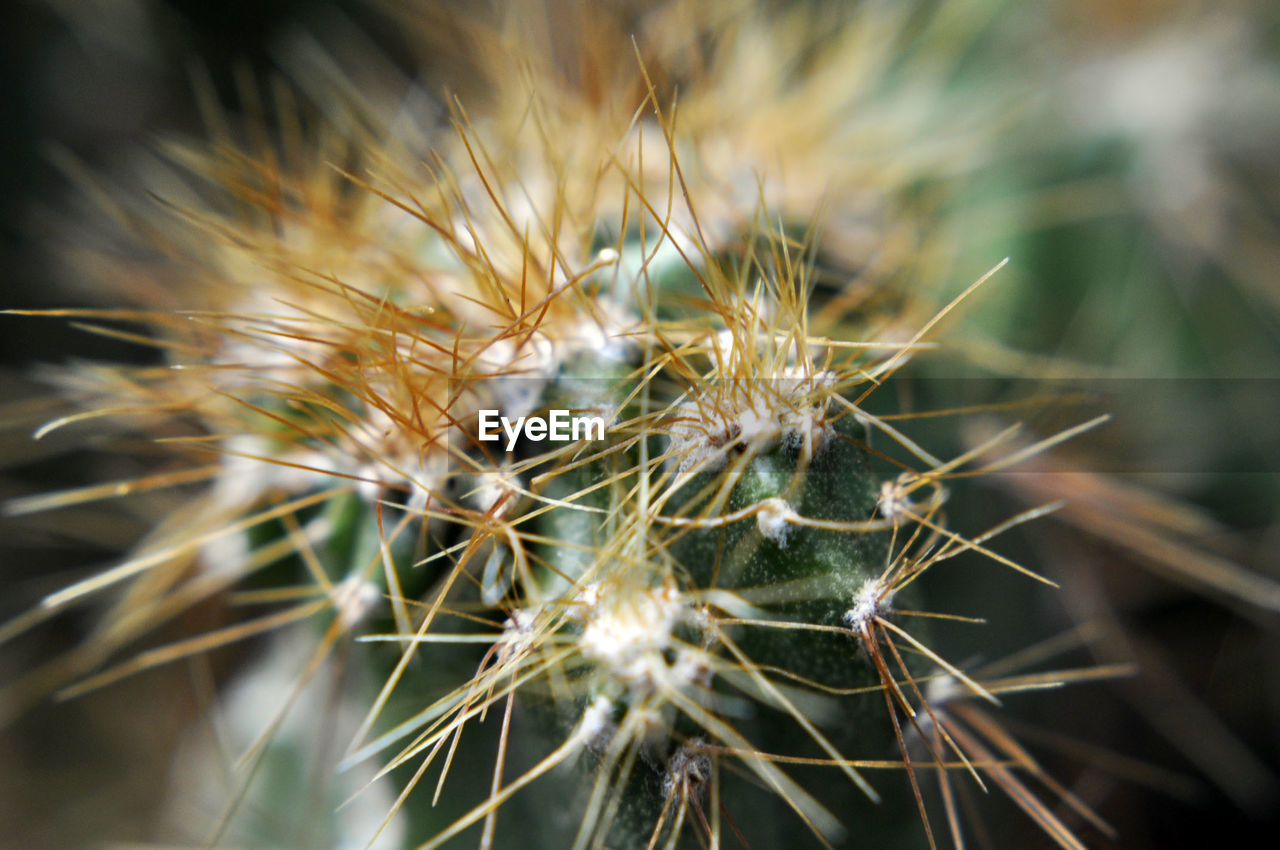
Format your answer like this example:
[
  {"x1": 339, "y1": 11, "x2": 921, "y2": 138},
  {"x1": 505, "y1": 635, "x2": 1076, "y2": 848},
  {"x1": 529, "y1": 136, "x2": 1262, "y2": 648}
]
[{"x1": 1, "y1": 1, "x2": 1278, "y2": 847}]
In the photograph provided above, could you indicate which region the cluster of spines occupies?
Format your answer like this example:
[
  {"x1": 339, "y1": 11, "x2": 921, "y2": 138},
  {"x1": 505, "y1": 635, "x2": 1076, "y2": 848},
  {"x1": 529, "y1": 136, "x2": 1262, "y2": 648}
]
[{"x1": 0, "y1": 4, "x2": 1136, "y2": 849}]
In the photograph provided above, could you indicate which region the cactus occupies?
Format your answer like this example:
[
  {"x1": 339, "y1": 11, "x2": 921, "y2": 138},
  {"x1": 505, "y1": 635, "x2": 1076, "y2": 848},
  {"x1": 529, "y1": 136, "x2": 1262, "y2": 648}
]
[{"x1": 13, "y1": 1, "x2": 1274, "y2": 848}]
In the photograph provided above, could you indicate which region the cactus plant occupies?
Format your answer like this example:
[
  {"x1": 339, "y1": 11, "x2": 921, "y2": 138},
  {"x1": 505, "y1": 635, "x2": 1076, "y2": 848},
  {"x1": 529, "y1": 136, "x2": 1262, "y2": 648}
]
[{"x1": 9, "y1": 1, "x2": 1278, "y2": 848}]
